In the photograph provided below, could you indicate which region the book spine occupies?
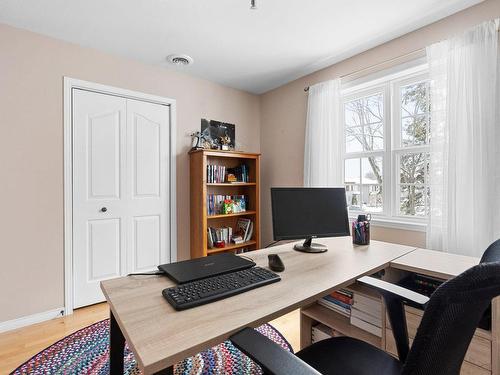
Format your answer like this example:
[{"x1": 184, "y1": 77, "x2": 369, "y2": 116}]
[
  {"x1": 337, "y1": 288, "x2": 354, "y2": 298},
  {"x1": 330, "y1": 291, "x2": 353, "y2": 305},
  {"x1": 323, "y1": 295, "x2": 351, "y2": 310},
  {"x1": 318, "y1": 299, "x2": 350, "y2": 316}
]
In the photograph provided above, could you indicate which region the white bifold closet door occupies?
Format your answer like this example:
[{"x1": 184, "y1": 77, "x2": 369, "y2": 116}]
[{"x1": 72, "y1": 89, "x2": 170, "y2": 308}]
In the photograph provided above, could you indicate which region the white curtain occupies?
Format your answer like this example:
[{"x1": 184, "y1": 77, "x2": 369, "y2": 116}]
[
  {"x1": 426, "y1": 19, "x2": 500, "y2": 257},
  {"x1": 304, "y1": 79, "x2": 343, "y2": 187}
]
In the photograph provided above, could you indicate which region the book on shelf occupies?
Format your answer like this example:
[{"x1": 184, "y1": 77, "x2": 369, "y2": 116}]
[
  {"x1": 206, "y1": 164, "x2": 227, "y2": 184},
  {"x1": 207, "y1": 226, "x2": 233, "y2": 249},
  {"x1": 207, "y1": 219, "x2": 253, "y2": 249},
  {"x1": 207, "y1": 194, "x2": 247, "y2": 215},
  {"x1": 330, "y1": 291, "x2": 354, "y2": 305},
  {"x1": 234, "y1": 218, "x2": 253, "y2": 243},
  {"x1": 311, "y1": 324, "x2": 344, "y2": 344},
  {"x1": 350, "y1": 316, "x2": 382, "y2": 337},
  {"x1": 226, "y1": 164, "x2": 250, "y2": 183},
  {"x1": 317, "y1": 288, "x2": 354, "y2": 317},
  {"x1": 317, "y1": 299, "x2": 350, "y2": 317}
]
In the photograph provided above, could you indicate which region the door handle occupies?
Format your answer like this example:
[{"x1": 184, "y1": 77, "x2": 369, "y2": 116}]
[{"x1": 100, "y1": 207, "x2": 108, "y2": 213}]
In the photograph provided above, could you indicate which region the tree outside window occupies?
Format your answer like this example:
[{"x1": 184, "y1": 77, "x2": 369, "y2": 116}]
[{"x1": 343, "y1": 74, "x2": 430, "y2": 218}]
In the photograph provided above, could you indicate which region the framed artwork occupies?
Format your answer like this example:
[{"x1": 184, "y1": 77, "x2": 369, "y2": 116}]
[{"x1": 201, "y1": 119, "x2": 235, "y2": 150}]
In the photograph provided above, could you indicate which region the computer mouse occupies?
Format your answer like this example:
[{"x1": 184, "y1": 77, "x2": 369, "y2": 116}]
[{"x1": 268, "y1": 254, "x2": 285, "y2": 272}]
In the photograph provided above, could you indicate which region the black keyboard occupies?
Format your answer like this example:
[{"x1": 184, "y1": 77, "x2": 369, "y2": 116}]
[{"x1": 162, "y1": 267, "x2": 281, "y2": 310}]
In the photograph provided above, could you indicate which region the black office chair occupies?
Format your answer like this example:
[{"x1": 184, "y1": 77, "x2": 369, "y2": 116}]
[
  {"x1": 230, "y1": 257, "x2": 500, "y2": 374},
  {"x1": 480, "y1": 238, "x2": 500, "y2": 263}
]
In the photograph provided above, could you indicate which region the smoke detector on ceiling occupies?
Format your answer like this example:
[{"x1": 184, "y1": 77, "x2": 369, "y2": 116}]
[{"x1": 166, "y1": 54, "x2": 194, "y2": 66}]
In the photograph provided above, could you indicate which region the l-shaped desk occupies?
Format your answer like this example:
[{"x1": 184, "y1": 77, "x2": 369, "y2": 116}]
[{"x1": 101, "y1": 237, "x2": 499, "y2": 375}]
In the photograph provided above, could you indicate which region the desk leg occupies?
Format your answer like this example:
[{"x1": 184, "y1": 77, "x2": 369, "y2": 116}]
[{"x1": 110, "y1": 311, "x2": 125, "y2": 375}]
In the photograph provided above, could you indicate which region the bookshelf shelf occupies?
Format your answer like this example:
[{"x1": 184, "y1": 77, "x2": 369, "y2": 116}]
[
  {"x1": 207, "y1": 211, "x2": 257, "y2": 220},
  {"x1": 190, "y1": 149, "x2": 260, "y2": 258},
  {"x1": 207, "y1": 240, "x2": 257, "y2": 254},
  {"x1": 302, "y1": 303, "x2": 382, "y2": 348}
]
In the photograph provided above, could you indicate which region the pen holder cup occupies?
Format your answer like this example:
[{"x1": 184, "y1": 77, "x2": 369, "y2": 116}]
[{"x1": 352, "y1": 219, "x2": 370, "y2": 245}]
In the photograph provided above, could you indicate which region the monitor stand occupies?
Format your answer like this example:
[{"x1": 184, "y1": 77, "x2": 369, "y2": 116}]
[{"x1": 293, "y1": 237, "x2": 328, "y2": 253}]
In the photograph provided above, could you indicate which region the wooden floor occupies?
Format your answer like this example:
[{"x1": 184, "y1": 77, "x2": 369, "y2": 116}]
[{"x1": 0, "y1": 303, "x2": 300, "y2": 374}]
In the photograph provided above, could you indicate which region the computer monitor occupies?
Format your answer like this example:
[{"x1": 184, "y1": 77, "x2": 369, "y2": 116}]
[{"x1": 271, "y1": 187, "x2": 350, "y2": 253}]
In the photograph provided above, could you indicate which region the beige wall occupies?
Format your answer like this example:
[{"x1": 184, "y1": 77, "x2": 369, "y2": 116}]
[
  {"x1": 0, "y1": 24, "x2": 260, "y2": 322},
  {"x1": 259, "y1": 0, "x2": 500, "y2": 248}
]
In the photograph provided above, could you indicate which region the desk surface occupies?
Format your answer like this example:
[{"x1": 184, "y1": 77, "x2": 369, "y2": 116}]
[
  {"x1": 390, "y1": 248, "x2": 480, "y2": 279},
  {"x1": 101, "y1": 237, "x2": 415, "y2": 374}
]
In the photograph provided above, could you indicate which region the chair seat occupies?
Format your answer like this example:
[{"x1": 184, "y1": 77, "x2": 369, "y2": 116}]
[{"x1": 296, "y1": 336, "x2": 402, "y2": 375}]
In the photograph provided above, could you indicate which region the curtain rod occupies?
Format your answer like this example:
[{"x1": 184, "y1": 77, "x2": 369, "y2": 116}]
[{"x1": 304, "y1": 48, "x2": 425, "y2": 92}]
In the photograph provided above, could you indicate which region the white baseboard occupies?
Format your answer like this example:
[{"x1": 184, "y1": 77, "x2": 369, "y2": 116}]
[{"x1": 0, "y1": 308, "x2": 64, "y2": 333}]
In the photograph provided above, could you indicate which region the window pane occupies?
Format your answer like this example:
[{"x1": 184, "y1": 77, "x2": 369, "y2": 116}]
[
  {"x1": 345, "y1": 126, "x2": 364, "y2": 153},
  {"x1": 362, "y1": 157, "x2": 382, "y2": 184},
  {"x1": 345, "y1": 93, "x2": 384, "y2": 127},
  {"x1": 344, "y1": 158, "x2": 360, "y2": 184},
  {"x1": 402, "y1": 115, "x2": 427, "y2": 146},
  {"x1": 400, "y1": 153, "x2": 427, "y2": 184},
  {"x1": 400, "y1": 185, "x2": 426, "y2": 216},
  {"x1": 362, "y1": 185, "x2": 383, "y2": 213},
  {"x1": 345, "y1": 184, "x2": 361, "y2": 210},
  {"x1": 365, "y1": 123, "x2": 384, "y2": 150},
  {"x1": 401, "y1": 82, "x2": 429, "y2": 116}
]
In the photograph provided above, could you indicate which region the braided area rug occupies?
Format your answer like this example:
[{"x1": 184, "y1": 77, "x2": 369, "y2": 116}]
[{"x1": 11, "y1": 319, "x2": 292, "y2": 375}]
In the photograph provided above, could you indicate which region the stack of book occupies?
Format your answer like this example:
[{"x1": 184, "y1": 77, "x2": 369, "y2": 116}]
[
  {"x1": 206, "y1": 219, "x2": 253, "y2": 249},
  {"x1": 311, "y1": 323, "x2": 344, "y2": 343},
  {"x1": 207, "y1": 195, "x2": 247, "y2": 215},
  {"x1": 206, "y1": 165, "x2": 226, "y2": 183},
  {"x1": 350, "y1": 292, "x2": 382, "y2": 337},
  {"x1": 207, "y1": 227, "x2": 233, "y2": 248},
  {"x1": 317, "y1": 289, "x2": 353, "y2": 317},
  {"x1": 232, "y1": 218, "x2": 253, "y2": 244}
]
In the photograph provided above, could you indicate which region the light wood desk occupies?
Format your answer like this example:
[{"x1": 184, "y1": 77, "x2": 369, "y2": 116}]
[
  {"x1": 101, "y1": 237, "x2": 415, "y2": 374},
  {"x1": 390, "y1": 248, "x2": 480, "y2": 279}
]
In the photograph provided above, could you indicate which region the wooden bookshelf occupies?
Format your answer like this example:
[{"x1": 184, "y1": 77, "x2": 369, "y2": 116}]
[{"x1": 189, "y1": 149, "x2": 260, "y2": 258}]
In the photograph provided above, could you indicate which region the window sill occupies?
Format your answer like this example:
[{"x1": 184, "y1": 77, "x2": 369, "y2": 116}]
[{"x1": 348, "y1": 214, "x2": 427, "y2": 232}]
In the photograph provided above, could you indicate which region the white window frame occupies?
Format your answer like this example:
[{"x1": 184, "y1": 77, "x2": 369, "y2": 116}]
[
  {"x1": 341, "y1": 65, "x2": 430, "y2": 231},
  {"x1": 342, "y1": 85, "x2": 390, "y2": 215}
]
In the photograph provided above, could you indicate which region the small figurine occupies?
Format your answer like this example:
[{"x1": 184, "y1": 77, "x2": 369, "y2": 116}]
[
  {"x1": 190, "y1": 131, "x2": 208, "y2": 150},
  {"x1": 227, "y1": 173, "x2": 237, "y2": 183},
  {"x1": 220, "y1": 134, "x2": 232, "y2": 151}
]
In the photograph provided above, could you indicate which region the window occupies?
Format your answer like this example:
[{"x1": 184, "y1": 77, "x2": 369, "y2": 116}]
[{"x1": 342, "y1": 69, "x2": 430, "y2": 221}]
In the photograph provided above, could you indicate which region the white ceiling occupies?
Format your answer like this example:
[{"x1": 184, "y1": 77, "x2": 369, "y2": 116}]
[{"x1": 0, "y1": 0, "x2": 483, "y2": 94}]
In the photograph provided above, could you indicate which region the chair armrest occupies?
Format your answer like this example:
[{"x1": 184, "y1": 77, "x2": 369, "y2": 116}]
[
  {"x1": 230, "y1": 328, "x2": 321, "y2": 375},
  {"x1": 357, "y1": 276, "x2": 430, "y2": 306},
  {"x1": 357, "y1": 276, "x2": 429, "y2": 363}
]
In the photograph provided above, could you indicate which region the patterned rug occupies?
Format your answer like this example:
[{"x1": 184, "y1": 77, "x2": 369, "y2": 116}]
[{"x1": 11, "y1": 319, "x2": 292, "y2": 374}]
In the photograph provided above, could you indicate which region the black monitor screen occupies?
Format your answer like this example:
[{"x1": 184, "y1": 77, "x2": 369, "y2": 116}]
[{"x1": 271, "y1": 187, "x2": 349, "y2": 240}]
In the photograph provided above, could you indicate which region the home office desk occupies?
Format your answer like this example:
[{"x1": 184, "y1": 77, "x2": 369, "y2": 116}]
[{"x1": 101, "y1": 237, "x2": 415, "y2": 374}]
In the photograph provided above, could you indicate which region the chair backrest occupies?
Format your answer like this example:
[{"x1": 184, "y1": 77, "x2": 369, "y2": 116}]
[
  {"x1": 401, "y1": 262, "x2": 500, "y2": 375},
  {"x1": 480, "y1": 238, "x2": 500, "y2": 263}
]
